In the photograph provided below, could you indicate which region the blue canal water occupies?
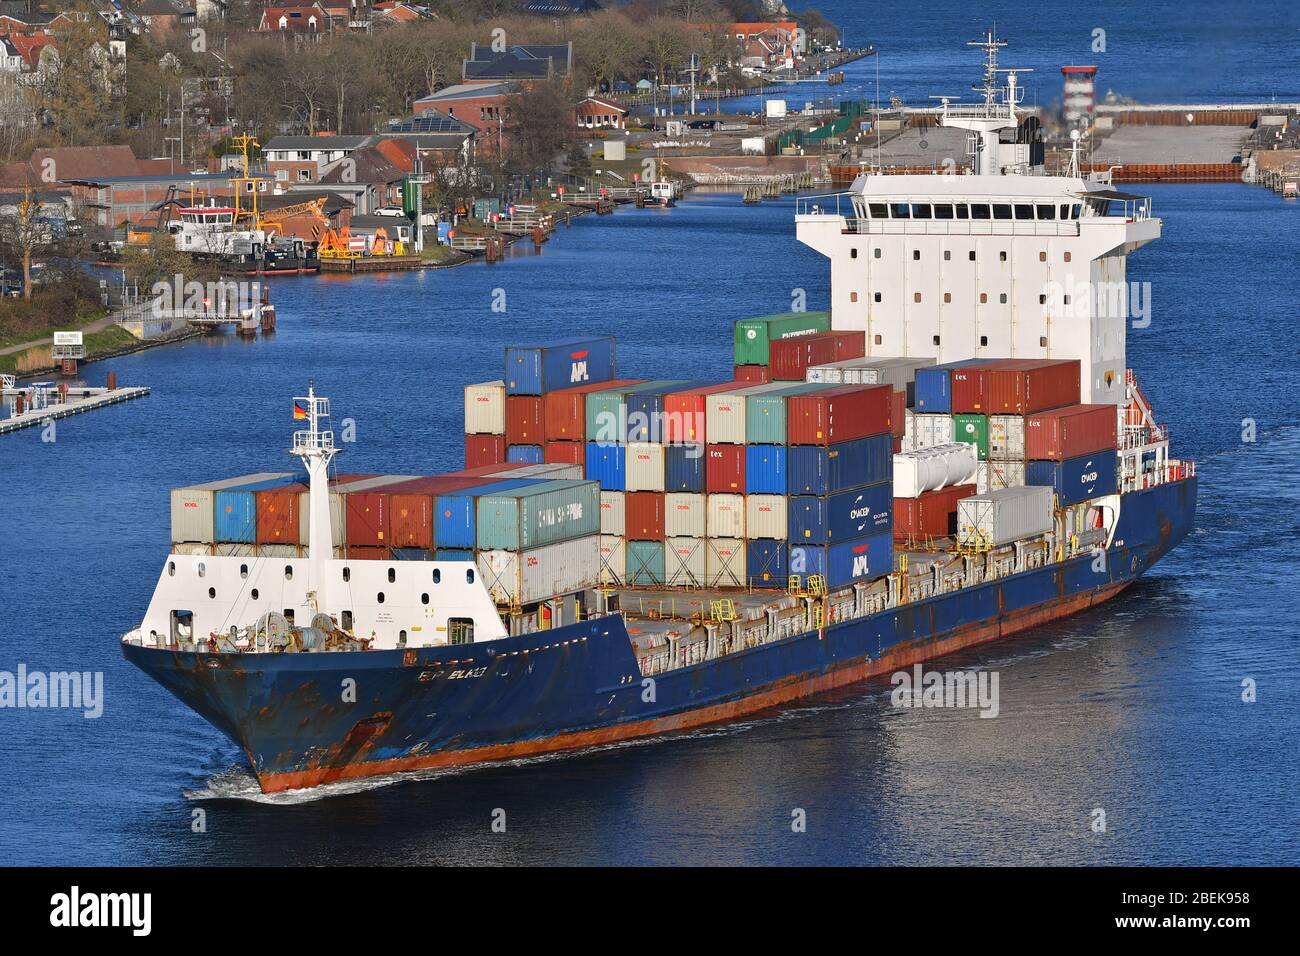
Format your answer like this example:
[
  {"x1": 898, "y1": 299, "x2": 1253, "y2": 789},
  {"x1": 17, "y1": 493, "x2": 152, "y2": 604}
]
[{"x1": 3, "y1": 3, "x2": 1300, "y2": 864}]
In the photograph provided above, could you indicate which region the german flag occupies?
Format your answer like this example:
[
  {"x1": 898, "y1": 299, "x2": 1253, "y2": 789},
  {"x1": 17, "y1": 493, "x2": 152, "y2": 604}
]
[{"x1": 293, "y1": 402, "x2": 309, "y2": 420}]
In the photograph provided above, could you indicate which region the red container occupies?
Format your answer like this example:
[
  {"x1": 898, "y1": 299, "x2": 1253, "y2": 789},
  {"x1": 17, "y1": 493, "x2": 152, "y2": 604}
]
[
  {"x1": 786, "y1": 384, "x2": 892, "y2": 446},
  {"x1": 505, "y1": 395, "x2": 544, "y2": 445},
  {"x1": 345, "y1": 546, "x2": 391, "y2": 561},
  {"x1": 544, "y1": 440, "x2": 585, "y2": 465},
  {"x1": 705, "y1": 444, "x2": 745, "y2": 493},
  {"x1": 950, "y1": 361, "x2": 997, "y2": 413},
  {"x1": 624, "y1": 491, "x2": 666, "y2": 540},
  {"x1": 543, "y1": 378, "x2": 641, "y2": 441},
  {"x1": 890, "y1": 389, "x2": 905, "y2": 438},
  {"x1": 734, "y1": 364, "x2": 771, "y2": 383},
  {"x1": 255, "y1": 488, "x2": 300, "y2": 544},
  {"x1": 383, "y1": 475, "x2": 508, "y2": 549},
  {"x1": 345, "y1": 492, "x2": 390, "y2": 548},
  {"x1": 768, "y1": 332, "x2": 843, "y2": 380},
  {"x1": 893, "y1": 484, "x2": 978, "y2": 540},
  {"x1": 1026, "y1": 403, "x2": 1117, "y2": 461},
  {"x1": 988, "y1": 359, "x2": 1081, "y2": 415},
  {"x1": 465, "y1": 433, "x2": 506, "y2": 468},
  {"x1": 830, "y1": 330, "x2": 866, "y2": 361},
  {"x1": 663, "y1": 381, "x2": 740, "y2": 444}
]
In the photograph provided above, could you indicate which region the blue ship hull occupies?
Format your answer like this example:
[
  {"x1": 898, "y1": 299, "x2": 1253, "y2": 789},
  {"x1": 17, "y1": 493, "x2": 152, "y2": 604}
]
[{"x1": 123, "y1": 478, "x2": 1196, "y2": 792}]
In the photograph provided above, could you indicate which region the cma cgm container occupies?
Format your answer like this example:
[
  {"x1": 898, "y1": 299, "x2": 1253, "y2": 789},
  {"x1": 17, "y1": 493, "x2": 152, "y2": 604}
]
[
  {"x1": 788, "y1": 481, "x2": 892, "y2": 544},
  {"x1": 434, "y1": 478, "x2": 542, "y2": 550},
  {"x1": 733, "y1": 311, "x2": 830, "y2": 366},
  {"x1": 665, "y1": 444, "x2": 705, "y2": 493},
  {"x1": 543, "y1": 379, "x2": 642, "y2": 441},
  {"x1": 747, "y1": 539, "x2": 788, "y2": 586},
  {"x1": 1025, "y1": 404, "x2": 1117, "y2": 461},
  {"x1": 463, "y1": 380, "x2": 506, "y2": 435},
  {"x1": 769, "y1": 331, "x2": 863, "y2": 381},
  {"x1": 988, "y1": 359, "x2": 1081, "y2": 415},
  {"x1": 787, "y1": 433, "x2": 892, "y2": 496},
  {"x1": 662, "y1": 382, "x2": 740, "y2": 444},
  {"x1": 705, "y1": 444, "x2": 746, "y2": 493},
  {"x1": 505, "y1": 336, "x2": 616, "y2": 395},
  {"x1": 787, "y1": 383, "x2": 892, "y2": 446},
  {"x1": 624, "y1": 491, "x2": 666, "y2": 540},
  {"x1": 788, "y1": 532, "x2": 893, "y2": 589},
  {"x1": 506, "y1": 445, "x2": 543, "y2": 464},
  {"x1": 1026, "y1": 450, "x2": 1119, "y2": 506},
  {"x1": 477, "y1": 535, "x2": 601, "y2": 605},
  {"x1": 956, "y1": 485, "x2": 1054, "y2": 547},
  {"x1": 745, "y1": 444, "x2": 786, "y2": 494},
  {"x1": 475, "y1": 479, "x2": 600, "y2": 551},
  {"x1": 893, "y1": 484, "x2": 978, "y2": 540},
  {"x1": 914, "y1": 359, "x2": 995, "y2": 413},
  {"x1": 465, "y1": 433, "x2": 506, "y2": 468},
  {"x1": 584, "y1": 442, "x2": 625, "y2": 490}
]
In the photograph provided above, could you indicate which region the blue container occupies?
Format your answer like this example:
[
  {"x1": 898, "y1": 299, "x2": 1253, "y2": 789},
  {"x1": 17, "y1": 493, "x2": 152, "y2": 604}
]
[
  {"x1": 434, "y1": 478, "x2": 540, "y2": 550},
  {"x1": 664, "y1": 443, "x2": 705, "y2": 493},
  {"x1": 214, "y1": 476, "x2": 297, "y2": 543},
  {"x1": 788, "y1": 481, "x2": 892, "y2": 544},
  {"x1": 505, "y1": 336, "x2": 616, "y2": 395},
  {"x1": 506, "y1": 444, "x2": 544, "y2": 464},
  {"x1": 626, "y1": 539, "x2": 665, "y2": 586},
  {"x1": 625, "y1": 381, "x2": 705, "y2": 443},
  {"x1": 584, "y1": 442, "x2": 625, "y2": 491},
  {"x1": 434, "y1": 549, "x2": 474, "y2": 561},
  {"x1": 392, "y1": 548, "x2": 432, "y2": 561},
  {"x1": 1026, "y1": 449, "x2": 1118, "y2": 506},
  {"x1": 747, "y1": 538, "x2": 788, "y2": 587},
  {"x1": 745, "y1": 444, "x2": 787, "y2": 494},
  {"x1": 788, "y1": 532, "x2": 893, "y2": 589},
  {"x1": 913, "y1": 359, "x2": 995, "y2": 413},
  {"x1": 787, "y1": 434, "x2": 892, "y2": 496}
]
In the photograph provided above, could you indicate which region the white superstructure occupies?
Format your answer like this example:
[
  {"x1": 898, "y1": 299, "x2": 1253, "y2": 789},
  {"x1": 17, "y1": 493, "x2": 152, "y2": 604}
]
[{"x1": 795, "y1": 34, "x2": 1160, "y2": 406}]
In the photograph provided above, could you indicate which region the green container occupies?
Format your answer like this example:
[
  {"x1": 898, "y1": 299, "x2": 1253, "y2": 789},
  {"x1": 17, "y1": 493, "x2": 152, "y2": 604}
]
[
  {"x1": 626, "y1": 539, "x2": 666, "y2": 586},
  {"x1": 401, "y1": 179, "x2": 420, "y2": 216},
  {"x1": 584, "y1": 380, "x2": 684, "y2": 445},
  {"x1": 953, "y1": 413, "x2": 989, "y2": 460},
  {"x1": 733, "y1": 311, "x2": 830, "y2": 366},
  {"x1": 745, "y1": 383, "x2": 826, "y2": 444},
  {"x1": 475, "y1": 479, "x2": 600, "y2": 551}
]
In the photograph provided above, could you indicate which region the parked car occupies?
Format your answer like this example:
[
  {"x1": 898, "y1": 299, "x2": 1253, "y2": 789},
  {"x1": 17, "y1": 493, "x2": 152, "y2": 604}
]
[{"x1": 687, "y1": 119, "x2": 719, "y2": 130}]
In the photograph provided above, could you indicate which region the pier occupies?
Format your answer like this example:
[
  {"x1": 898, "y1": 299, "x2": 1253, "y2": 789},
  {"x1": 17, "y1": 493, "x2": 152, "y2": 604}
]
[{"x1": 1, "y1": 379, "x2": 150, "y2": 436}]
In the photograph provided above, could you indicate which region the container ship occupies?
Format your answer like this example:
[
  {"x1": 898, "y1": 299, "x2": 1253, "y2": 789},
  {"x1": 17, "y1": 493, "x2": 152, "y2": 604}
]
[{"x1": 122, "y1": 40, "x2": 1197, "y2": 794}]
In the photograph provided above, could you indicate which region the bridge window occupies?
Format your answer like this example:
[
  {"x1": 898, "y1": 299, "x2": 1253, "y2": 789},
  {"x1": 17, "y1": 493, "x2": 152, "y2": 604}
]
[
  {"x1": 933, "y1": 335, "x2": 941, "y2": 346},
  {"x1": 167, "y1": 562, "x2": 175, "y2": 576},
  {"x1": 1072, "y1": 204, "x2": 1083, "y2": 218},
  {"x1": 1039, "y1": 251, "x2": 1047, "y2": 262},
  {"x1": 891, "y1": 202, "x2": 911, "y2": 219},
  {"x1": 850, "y1": 292, "x2": 858, "y2": 302},
  {"x1": 1000, "y1": 251, "x2": 1007, "y2": 261},
  {"x1": 955, "y1": 204, "x2": 970, "y2": 220},
  {"x1": 398, "y1": 630, "x2": 407, "y2": 647},
  {"x1": 943, "y1": 293, "x2": 951, "y2": 303},
  {"x1": 1037, "y1": 204, "x2": 1056, "y2": 220},
  {"x1": 208, "y1": 587, "x2": 216, "y2": 599},
  {"x1": 1014, "y1": 204, "x2": 1034, "y2": 220},
  {"x1": 343, "y1": 567, "x2": 350, "y2": 582},
  {"x1": 873, "y1": 248, "x2": 881, "y2": 259},
  {"x1": 421, "y1": 593, "x2": 429, "y2": 605},
  {"x1": 943, "y1": 250, "x2": 951, "y2": 260},
  {"x1": 913, "y1": 293, "x2": 922, "y2": 303},
  {"x1": 934, "y1": 204, "x2": 954, "y2": 219},
  {"x1": 969, "y1": 250, "x2": 976, "y2": 260},
  {"x1": 341, "y1": 610, "x2": 353, "y2": 631},
  {"x1": 868, "y1": 203, "x2": 888, "y2": 218},
  {"x1": 284, "y1": 565, "x2": 293, "y2": 580},
  {"x1": 912, "y1": 204, "x2": 932, "y2": 219},
  {"x1": 979, "y1": 293, "x2": 988, "y2": 304},
  {"x1": 980, "y1": 335, "x2": 988, "y2": 346},
  {"x1": 1064, "y1": 251, "x2": 1072, "y2": 262},
  {"x1": 873, "y1": 292, "x2": 881, "y2": 302},
  {"x1": 1000, "y1": 293, "x2": 1008, "y2": 304},
  {"x1": 992, "y1": 204, "x2": 1013, "y2": 220},
  {"x1": 971, "y1": 203, "x2": 990, "y2": 220},
  {"x1": 1040, "y1": 336, "x2": 1049, "y2": 347},
  {"x1": 448, "y1": 618, "x2": 475, "y2": 645}
]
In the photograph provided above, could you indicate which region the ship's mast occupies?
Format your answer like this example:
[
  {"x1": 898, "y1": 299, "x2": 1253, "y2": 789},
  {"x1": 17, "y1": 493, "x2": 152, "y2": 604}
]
[
  {"x1": 290, "y1": 382, "x2": 338, "y2": 613},
  {"x1": 939, "y1": 31, "x2": 1032, "y2": 175}
]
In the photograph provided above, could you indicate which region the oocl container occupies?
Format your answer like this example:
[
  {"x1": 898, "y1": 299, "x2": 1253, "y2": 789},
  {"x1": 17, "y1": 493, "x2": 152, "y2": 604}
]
[
  {"x1": 599, "y1": 534, "x2": 626, "y2": 586},
  {"x1": 706, "y1": 382, "x2": 789, "y2": 445},
  {"x1": 893, "y1": 484, "x2": 978, "y2": 540},
  {"x1": 956, "y1": 485, "x2": 1054, "y2": 547},
  {"x1": 626, "y1": 539, "x2": 666, "y2": 586},
  {"x1": 505, "y1": 336, "x2": 616, "y2": 395},
  {"x1": 599, "y1": 490, "x2": 625, "y2": 536},
  {"x1": 662, "y1": 381, "x2": 740, "y2": 444},
  {"x1": 987, "y1": 459, "x2": 1026, "y2": 491},
  {"x1": 625, "y1": 442, "x2": 666, "y2": 492},
  {"x1": 705, "y1": 537, "x2": 747, "y2": 588},
  {"x1": 664, "y1": 443, "x2": 705, "y2": 493},
  {"x1": 477, "y1": 535, "x2": 601, "y2": 605},
  {"x1": 952, "y1": 413, "x2": 989, "y2": 460},
  {"x1": 745, "y1": 444, "x2": 786, "y2": 494},
  {"x1": 788, "y1": 532, "x2": 893, "y2": 589},
  {"x1": 733, "y1": 311, "x2": 830, "y2": 366},
  {"x1": 989, "y1": 414, "x2": 1026, "y2": 460},
  {"x1": 463, "y1": 380, "x2": 506, "y2": 435},
  {"x1": 664, "y1": 492, "x2": 706, "y2": 537},
  {"x1": 745, "y1": 494, "x2": 788, "y2": 539},
  {"x1": 988, "y1": 359, "x2": 1081, "y2": 415},
  {"x1": 1025, "y1": 449, "x2": 1119, "y2": 505},
  {"x1": 475, "y1": 479, "x2": 601, "y2": 551},
  {"x1": 705, "y1": 444, "x2": 745, "y2": 493},
  {"x1": 584, "y1": 442, "x2": 625, "y2": 490},
  {"x1": 624, "y1": 491, "x2": 666, "y2": 540},
  {"x1": 786, "y1": 383, "x2": 892, "y2": 445},
  {"x1": 706, "y1": 493, "x2": 745, "y2": 538},
  {"x1": 665, "y1": 536, "x2": 706, "y2": 587},
  {"x1": 787, "y1": 433, "x2": 893, "y2": 496},
  {"x1": 543, "y1": 378, "x2": 642, "y2": 441},
  {"x1": 505, "y1": 395, "x2": 545, "y2": 445},
  {"x1": 746, "y1": 539, "x2": 788, "y2": 587},
  {"x1": 788, "y1": 481, "x2": 892, "y2": 544},
  {"x1": 914, "y1": 359, "x2": 995, "y2": 413},
  {"x1": 1025, "y1": 404, "x2": 1117, "y2": 460},
  {"x1": 892, "y1": 443, "x2": 979, "y2": 498}
]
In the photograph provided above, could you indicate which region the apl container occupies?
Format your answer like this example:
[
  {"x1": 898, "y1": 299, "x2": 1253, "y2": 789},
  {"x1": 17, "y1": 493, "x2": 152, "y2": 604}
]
[
  {"x1": 746, "y1": 538, "x2": 788, "y2": 587},
  {"x1": 1025, "y1": 404, "x2": 1117, "y2": 461},
  {"x1": 665, "y1": 536, "x2": 706, "y2": 587},
  {"x1": 787, "y1": 481, "x2": 892, "y2": 543},
  {"x1": 706, "y1": 493, "x2": 745, "y2": 538},
  {"x1": 893, "y1": 484, "x2": 978, "y2": 540},
  {"x1": 914, "y1": 359, "x2": 995, "y2": 413},
  {"x1": 952, "y1": 413, "x2": 989, "y2": 460},
  {"x1": 463, "y1": 380, "x2": 505, "y2": 435},
  {"x1": 664, "y1": 492, "x2": 706, "y2": 537},
  {"x1": 788, "y1": 532, "x2": 893, "y2": 588},
  {"x1": 477, "y1": 535, "x2": 601, "y2": 605},
  {"x1": 434, "y1": 478, "x2": 542, "y2": 550},
  {"x1": 475, "y1": 479, "x2": 600, "y2": 551},
  {"x1": 599, "y1": 490, "x2": 625, "y2": 535},
  {"x1": 543, "y1": 378, "x2": 642, "y2": 441},
  {"x1": 705, "y1": 537, "x2": 747, "y2": 588},
  {"x1": 626, "y1": 539, "x2": 666, "y2": 586},
  {"x1": 624, "y1": 491, "x2": 666, "y2": 540},
  {"x1": 625, "y1": 442, "x2": 666, "y2": 492},
  {"x1": 892, "y1": 443, "x2": 979, "y2": 498},
  {"x1": 584, "y1": 442, "x2": 625, "y2": 490},
  {"x1": 664, "y1": 443, "x2": 705, "y2": 493},
  {"x1": 787, "y1": 433, "x2": 893, "y2": 495},
  {"x1": 1026, "y1": 450, "x2": 1119, "y2": 506},
  {"x1": 956, "y1": 485, "x2": 1054, "y2": 547},
  {"x1": 705, "y1": 444, "x2": 745, "y2": 493},
  {"x1": 786, "y1": 383, "x2": 892, "y2": 445},
  {"x1": 733, "y1": 311, "x2": 830, "y2": 366},
  {"x1": 745, "y1": 444, "x2": 787, "y2": 494},
  {"x1": 745, "y1": 494, "x2": 788, "y2": 539},
  {"x1": 505, "y1": 336, "x2": 616, "y2": 395}
]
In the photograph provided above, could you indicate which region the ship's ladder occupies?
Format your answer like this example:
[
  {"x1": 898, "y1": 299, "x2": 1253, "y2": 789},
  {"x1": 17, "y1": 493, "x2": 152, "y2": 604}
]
[
  {"x1": 787, "y1": 573, "x2": 805, "y2": 597},
  {"x1": 806, "y1": 574, "x2": 827, "y2": 597},
  {"x1": 710, "y1": 598, "x2": 738, "y2": 623}
]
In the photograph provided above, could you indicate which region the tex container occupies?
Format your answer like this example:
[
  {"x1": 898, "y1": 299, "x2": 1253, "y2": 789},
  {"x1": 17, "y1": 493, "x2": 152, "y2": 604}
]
[
  {"x1": 988, "y1": 359, "x2": 1081, "y2": 415},
  {"x1": 465, "y1": 433, "x2": 506, "y2": 468},
  {"x1": 665, "y1": 536, "x2": 706, "y2": 587},
  {"x1": 170, "y1": 472, "x2": 288, "y2": 544},
  {"x1": 505, "y1": 336, "x2": 616, "y2": 395},
  {"x1": 745, "y1": 444, "x2": 787, "y2": 494},
  {"x1": 914, "y1": 359, "x2": 995, "y2": 414},
  {"x1": 626, "y1": 539, "x2": 666, "y2": 586},
  {"x1": 1026, "y1": 450, "x2": 1118, "y2": 506},
  {"x1": 706, "y1": 382, "x2": 789, "y2": 445},
  {"x1": 665, "y1": 492, "x2": 706, "y2": 537},
  {"x1": 625, "y1": 491, "x2": 666, "y2": 540},
  {"x1": 585, "y1": 380, "x2": 689, "y2": 444},
  {"x1": 626, "y1": 381, "x2": 707, "y2": 443},
  {"x1": 952, "y1": 413, "x2": 989, "y2": 460},
  {"x1": 706, "y1": 537, "x2": 747, "y2": 588},
  {"x1": 505, "y1": 395, "x2": 544, "y2": 445},
  {"x1": 747, "y1": 539, "x2": 788, "y2": 587},
  {"x1": 989, "y1": 415, "x2": 1026, "y2": 460},
  {"x1": 463, "y1": 380, "x2": 506, "y2": 435},
  {"x1": 706, "y1": 494, "x2": 746, "y2": 538},
  {"x1": 625, "y1": 442, "x2": 666, "y2": 492},
  {"x1": 599, "y1": 490, "x2": 625, "y2": 535},
  {"x1": 787, "y1": 480, "x2": 892, "y2": 544},
  {"x1": 705, "y1": 444, "x2": 745, "y2": 493},
  {"x1": 475, "y1": 479, "x2": 600, "y2": 551},
  {"x1": 787, "y1": 433, "x2": 892, "y2": 496},
  {"x1": 893, "y1": 484, "x2": 978, "y2": 540},
  {"x1": 506, "y1": 445, "x2": 544, "y2": 464},
  {"x1": 745, "y1": 494, "x2": 788, "y2": 539},
  {"x1": 745, "y1": 383, "x2": 825, "y2": 444},
  {"x1": 213, "y1": 475, "x2": 300, "y2": 544},
  {"x1": 733, "y1": 311, "x2": 829, "y2": 366},
  {"x1": 664, "y1": 444, "x2": 705, "y2": 493},
  {"x1": 434, "y1": 478, "x2": 541, "y2": 550},
  {"x1": 787, "y1": 383, "x2": 892, "y2": 446},
  {"x1": 584, "y1": 442, "x2": 625, "y2": 490},
  {"x1": 663, "y1": 382, "x2": 740, "y2": 444},
  {"x1": 788, "y1": 532, "x2": 893, "y2": 589},
  {"x1": 543, "y1": 378, "x2": 642, "y2": 441},
  {"x1": 956, "y1": 485, "x2": 1054, "y2": 547},
  {"x1": 1025, "y1": 404, "x2": 1117, "y2": 461},
  {"x1": 477, "y1": 535, "x2": 601, "y2": 605},
  {"x1": 339, "y1": 475, "x2": 422, "y2": 549},
  {"x1": 769, "y1": 331, "x2": 862, "y2": 381}
]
